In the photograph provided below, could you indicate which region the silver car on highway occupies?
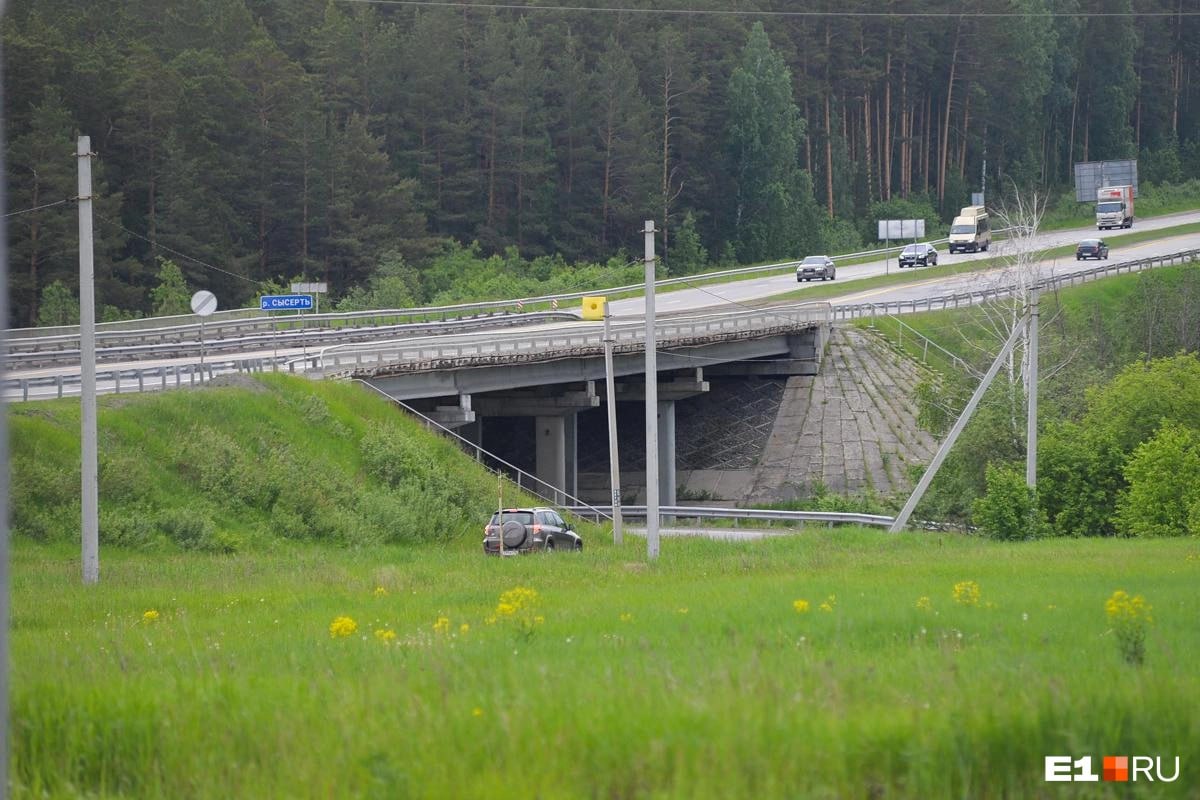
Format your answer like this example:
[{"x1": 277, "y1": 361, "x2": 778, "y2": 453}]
[{"x1": 796, "y1": 255, "x2": 836, "y2": 282}]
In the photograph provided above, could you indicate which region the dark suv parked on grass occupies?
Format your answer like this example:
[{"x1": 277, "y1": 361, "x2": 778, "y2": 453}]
[{"x1": 483, "y1": 508, "x2": 583, "y2": 555}]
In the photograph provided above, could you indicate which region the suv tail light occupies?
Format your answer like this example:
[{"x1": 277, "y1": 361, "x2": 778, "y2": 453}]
[{"x1": 531, "y1": 524, "x2": 542, "y2": 534}]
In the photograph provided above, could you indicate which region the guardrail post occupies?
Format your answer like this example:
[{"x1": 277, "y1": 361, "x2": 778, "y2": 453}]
[
  {"x1": 21, "y1": 380, "x2": 28, "y2": 402},
  {"x1": 113, "y1": 371, "x2": 121, "y2": 394},
  {"x1": 56, "y1": 375, "x2": 64, "y2": 398},
  {"x1": 137, "y1": 371, "x2": 144, "y2": 393}
]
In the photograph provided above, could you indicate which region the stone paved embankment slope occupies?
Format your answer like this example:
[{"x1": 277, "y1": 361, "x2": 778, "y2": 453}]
[{"x1": 744, "y1": 325, "x2": 937, "y2": 502}]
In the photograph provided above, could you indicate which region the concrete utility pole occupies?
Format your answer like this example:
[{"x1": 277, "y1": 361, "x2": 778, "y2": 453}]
[
  {"x1": 1026, "y1": 287, "x2": 1040, "y2": 488},
  {"x1": 603, "y1": 303, "x2": 624, "y2": 545},
  {"x1": 890, "y1": 314, "x2": 1030, "y2": 532},
  {"x1": 2, "y1": 64, "x2": 13, "y2": 793},
  {"x1": 78, "y1": 136, "x2": 99, "y2": 584},
  {"x1": 643, "y1": 220, "x2": 659, "y2": 560}
]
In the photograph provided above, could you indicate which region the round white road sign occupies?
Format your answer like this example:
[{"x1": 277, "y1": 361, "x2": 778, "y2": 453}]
[{"x1": 190, "y1": 290, "x2": 218, "y2": 316}]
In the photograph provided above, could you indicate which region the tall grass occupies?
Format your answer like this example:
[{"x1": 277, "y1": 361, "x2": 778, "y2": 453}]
[{"x1": 11, "y1": 534, "x2": 1199, "y2": 798}]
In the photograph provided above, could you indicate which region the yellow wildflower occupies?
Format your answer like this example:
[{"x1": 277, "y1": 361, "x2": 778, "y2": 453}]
[
  {"x1": 915, "y1": 596, "x2": 932, "y2": 612},
  {"x1": 533, "y1": 615, "x2": 545, "y2": 626},
  {"x1": 818, "y1": 595, "x2": 836, "y2": 612},
  {"x1": 676, "y1": 607, "x2": 689, "y2": 615},
  {"x1": 472, "y1": 707, "x2": 484, "y2": 717},
  {"x1": 1105, "y1": 590, "x2": 1152, "y2": 625},
  {"x1": 374, "y1": 628, "x2": 397, "y2": 642},
  {"x1": 953, "y1": 581, "x2": 981, "y2": 607},
  {"x1": 374, "y1": 586, "x2": 388, "y2": 597},
  {"x1": 460, "y1": 623, "x2": 470, "y2": 635},
  {"x1": 142, "y1": 609, "x2": 160, "y2": 623},
  {"x1": 620, "y1": 612, "x2": 633, "y2": 622},
  {"x1": 1105, "y1": 590, "x2": 1153, "y2": 666},
  {"x1": 793, "y1": 599, "x2": 810, "y2": 614},
  {"x1": 329, "y1": 616, "x2": 357, "y2": 638},
  {"x1": 433, "y1": 616, "x2": 451, "y2": 634}
]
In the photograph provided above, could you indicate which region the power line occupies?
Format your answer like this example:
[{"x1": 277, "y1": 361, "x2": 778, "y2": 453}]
[
  {"x1": 94, "y1": 214, "x2": 264, "y2": 287},
  {"x1": 336, "y1": 0, "x2": 1199, "y2": 17},
  {"x1": 3, "y1": 198, "x2": 75, "y2": 218}
]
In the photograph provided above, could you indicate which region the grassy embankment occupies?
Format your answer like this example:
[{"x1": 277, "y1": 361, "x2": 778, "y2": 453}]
[
  {"x1": 10, "y1": 375, "x2": 1200, "y2": 797},
  {"x1": 8, "y1": 374, "x2": 588, "y2": 551},
  {"x1": 856, "y1": 261, "x2": 1200, "y2": 380}
]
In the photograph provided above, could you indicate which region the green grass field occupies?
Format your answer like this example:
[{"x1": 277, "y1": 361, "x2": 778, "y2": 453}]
[{"x1": 11, "y1": 533, "x2": 1199, "y2": 798}]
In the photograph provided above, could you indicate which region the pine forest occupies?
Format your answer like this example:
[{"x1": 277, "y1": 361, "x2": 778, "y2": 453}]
[{"x1": 5, "y1": 0, "x2": 1200, "y2": 326}]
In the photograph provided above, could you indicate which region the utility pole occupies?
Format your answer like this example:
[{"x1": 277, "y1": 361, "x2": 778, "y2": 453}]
[
  {"x1": 603, "y1": 302, "x2": 623, "y2": 544},
  {"x1": 1, "y1": 70, "x2": 13, "y2": 793},
  {"x1": 1026, "y1": 287, "x2": 1040, "y2": 488},
  {"x1": 78, "y1": 136, "x2": 99, "y2": 584},
  {"x1": 643, "y1": 220, "x2": 659, "y2": 560}
]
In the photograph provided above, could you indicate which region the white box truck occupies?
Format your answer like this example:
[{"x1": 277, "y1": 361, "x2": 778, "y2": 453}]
[
  {"x1": 948, "y1": 206, "x2": 990, "y2": 253},
  {"x1": 1096, "y1": 185, "x2": 1134, "y2": 230}
]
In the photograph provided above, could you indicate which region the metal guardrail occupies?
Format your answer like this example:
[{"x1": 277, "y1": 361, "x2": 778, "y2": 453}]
[
  {"x1": 864, "y1": 309, "x2": 981, "y2": 378},
  {"x1": 317, "y1": 303, "x2": 832, "y2": 374},
  {"x1": 832, "y1": 248, "x2": 1200, "y2": 320},
  {"x1": 6, "y1": 247, "x2": 1196, "y2": 401},
  {"x1": 564, "y1": 505, "x2": 895, "y2": 528},
  {"x1": 3, "y1": 356, "x2": 297, "y2": 402},
  {"x1": 3, "y1": 232, "x2": 971, "y2": 349},
  {"x1": 4, "y1": 311, "x2": 575, "y2": 369}
]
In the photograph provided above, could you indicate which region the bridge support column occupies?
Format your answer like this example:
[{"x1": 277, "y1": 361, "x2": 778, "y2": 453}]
[
  {"x1": 565, "y1": 412, "x2": 578, "y2": 501},
  {"x1": 657, "y1": 400, "x2": 676, "y2": 508},
  {"x1": 535, "y1": 415, "x2": 567, "y2": 504}
]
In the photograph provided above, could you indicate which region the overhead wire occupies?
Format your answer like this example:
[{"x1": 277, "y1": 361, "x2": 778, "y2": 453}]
[
  {"x1": 94, "y1": 213, "x2": 266, "y2": 288},
  {"x1": 3, "y1": 198, "x2": 75, "y2": 218},
  {"x1": 335, "y1": 0, "x2": 1198, "y2": 17}
]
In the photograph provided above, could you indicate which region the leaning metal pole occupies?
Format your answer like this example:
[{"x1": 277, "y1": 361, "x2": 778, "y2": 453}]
[
  {"x1": 643, "y1": 220, "x2": 659, "y2": 560},
  {"x1": 890, "y1": 311, "x2": 1030, "y2": 532}
]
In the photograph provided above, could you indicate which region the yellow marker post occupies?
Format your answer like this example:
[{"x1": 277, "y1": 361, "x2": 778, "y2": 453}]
[{"x1": 581, "y1": 296, "x2": 606, "y2": 320}]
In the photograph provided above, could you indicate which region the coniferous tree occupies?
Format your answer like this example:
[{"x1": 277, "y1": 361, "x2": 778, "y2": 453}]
[
  {"x1": 8, "y1": 88, "x2": 77, "y2": 327},
  {"x1": 725, "y1": 23, "x2": 810, "y2": 262},
  {"x1": 150, "y1": 258, "x2": 192, "y2": 316}
]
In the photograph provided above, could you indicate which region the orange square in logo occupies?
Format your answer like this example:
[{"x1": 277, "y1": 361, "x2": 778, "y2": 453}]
[{"x1": 1103, "y1": 756, "x2": 1129, "y2": 782}]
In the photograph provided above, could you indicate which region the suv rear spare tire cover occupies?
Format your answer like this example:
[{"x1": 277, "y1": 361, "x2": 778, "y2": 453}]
[{"x1": 501, "y1": 519, "x2": 527, "y2": 548}]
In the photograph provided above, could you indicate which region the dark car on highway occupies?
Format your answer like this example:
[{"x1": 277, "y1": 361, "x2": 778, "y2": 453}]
[
  {"x1": 483, "y1": 508, "x2": 583, "y2": 555},
  {"x1": 1076, "y1": 239, "x2": 1109, "y2": 260},
  {"x1": 796, "y1": 255, "x2": 836, "y2": 282},
  {"x1": 898, "y1": 243, "x2": 939, "y2": 268}
]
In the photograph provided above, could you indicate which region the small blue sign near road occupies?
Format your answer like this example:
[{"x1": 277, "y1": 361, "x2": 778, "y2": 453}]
[{"x1": 260, "y1": 294, "x2": 313, "y2": 311}]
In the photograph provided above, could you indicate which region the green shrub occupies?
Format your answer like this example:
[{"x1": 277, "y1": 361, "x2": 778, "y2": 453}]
[
  {"x1": 361, "y1": 426, "x2": 434, "y2": 489},
  {"x1": 99, "y1": 508, "x2": 159, "y2": 549},
  {"x1": 1114, "y1": 423, "x2": 1200, "y2": 537},
  {"x1": 156, "y1": 509, "x2": 215, "y2": 550},
  {"x1": 1037, "y1": 423, "x2": 1125, "y2": 537},
  {"x1": 10, "y1": 455, "x2": 78, "y2": 541},
  {"x1": 98, "y1": 452, "x2": 154, "y2": 504},
  {"x1": 972, "y1": 462, "x2": 1047, "y2": 540}
]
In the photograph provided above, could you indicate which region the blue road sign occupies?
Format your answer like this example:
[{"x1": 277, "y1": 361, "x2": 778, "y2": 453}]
[{"x1": 260, "y1": 294, "x2": 313, "y2": 311}]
